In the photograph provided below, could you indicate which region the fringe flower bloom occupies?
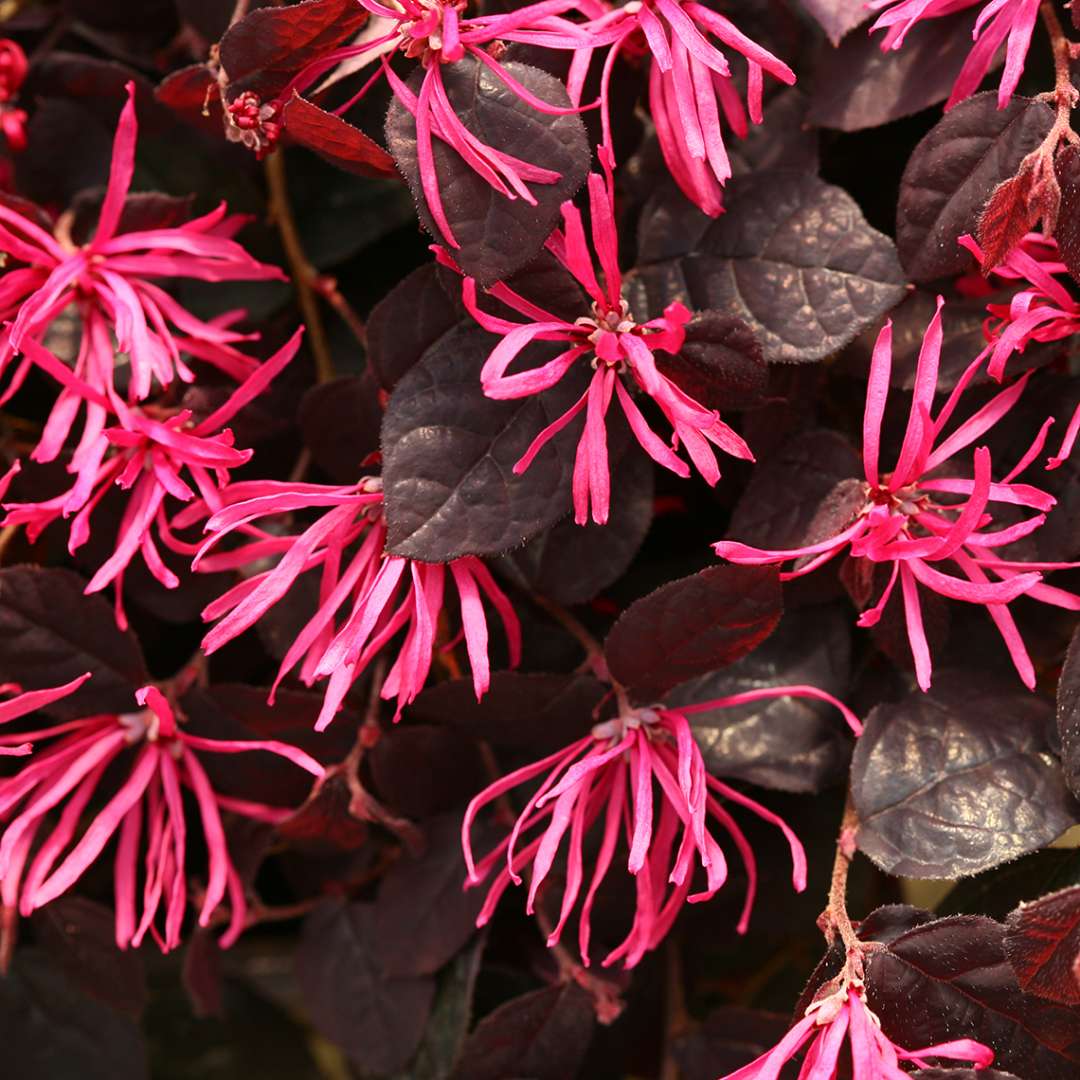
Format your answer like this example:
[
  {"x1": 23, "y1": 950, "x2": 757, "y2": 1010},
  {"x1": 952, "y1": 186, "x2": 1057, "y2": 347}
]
[
  {"x1": 0, "y1": 81, "x2": 286, "y2": 447},
  {"x1": 958, "y1": 231, "x2": 1079, "y2": 469},
  {"x1": 194, "y1": 475, "x2": 521, "y2": 726},
  {"x1": 462, "y1": 686, "x2": 859, "y2": 969},
  {"x1": 2, "y1": 330, "x2": 303, "y2": 629},
  {"x1": 571, "y1": 0, "x2": 795, "y2": 215},
  {"x1": 720, "y1": 979, "x2": 994, "y2": 1079},
  {"x1": 713, "y1": 299, "x2": 1080, "y2": 691},
  {"x1": 869, "y1": 0, "x2": 1041, "y2": 109},
  {"x1": 447, "y1": 168, "x2": 753, "y2": 526},
  {"x1": 0, "y1": 683, "x2": 324, "y2": 951},
  {"x1": 228, "y1": 0, "x2": 593, "y2": 244}
]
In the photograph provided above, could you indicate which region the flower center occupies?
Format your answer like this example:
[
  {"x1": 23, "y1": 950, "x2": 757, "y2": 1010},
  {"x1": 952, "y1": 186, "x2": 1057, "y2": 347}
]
[
  {"x1": 866, "y1": 479, "x2": 925, "y2": 517},
  {"x1": 575, "y1": 300, "x2": 636, "y2": 368},
  {"x1": 399, "y1": 0, "x2": 468, "y2": 64},
  {"x1": 591, "y1": 705, "x2": 660, "y2": 742},
  {"x1": 225, "y1": 92, "x2": 282, "y2": 158},
  {"x1": 119, "y1": 707, "x2": 183, "y2": 754}
]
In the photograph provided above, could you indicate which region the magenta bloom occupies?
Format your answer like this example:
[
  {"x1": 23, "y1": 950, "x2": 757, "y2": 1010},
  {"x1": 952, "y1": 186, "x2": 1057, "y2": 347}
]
[
  {"x1": 0, "y1": 683, "x2": 323, "y2": 951},
  {"x1": 958, "y1": 232, "x2": 1079, "y2": 469},
  {"x1": 869, "y1": 0, "x2": 1040, "y2": 109},
  {"x1": 233, "y1": 0, "x2": 592, "y2": 245},
  {"x1": 571, "y1": 0, "x2": 795, "y2": 215},
  {"x1": 447, "y1": 169, "x2": 753, "y2": 526},
  {"x1": 721, "y1": 981, "x2": 994, "y2": 1079},
  {"x1": 0, "y1": 81, "x2": 286, "y2": 449},
  {"x1": 2, "y1": 330, "x2": 302, "y2": 629},
  {"x1": 0, "y1": 38, "x2": 27, "y2": 152},
  {"x1": 713, "y1": 300, "x2": 1079, "y2": 691},
  {"x1": 462, "y1": 686, "x2": 859, "y2": 969},
  {"x1": 195, "y1": 475, "x2": 521, "y2": 726}
]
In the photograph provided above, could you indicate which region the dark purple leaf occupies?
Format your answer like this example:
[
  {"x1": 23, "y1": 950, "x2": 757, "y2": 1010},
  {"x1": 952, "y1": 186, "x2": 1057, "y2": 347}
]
[
  {"x1": 33, "y1": 898, "x2": 146, "y2": 1019},
  {"x1": 728, "y1": 89, "x2": 820, "y2": 178},
  {"x1": 154, "y1": 64, "x2": 220, "y2": 134},
  {"x1": 219, "y1": 0, "x2": 369, "y2": 100},
  {"x1": 726, "y1": 428, "x2": 863, "y2": 549},
  {"x1": 278, "y1": 774, "x2": 370, "y2": 852},
  {"x1": 940, "y1": 849, "x2": 1080, "y2": 920},
  {"x1": 0, "y1": 566, "x2": 148, "y2": 718},
  {"x1": 385, "y1": 56, "x2": 590, "y2": 285},
  {"x1": 296, "y1": 900, "x2": 435, "y2": 1075},
  {"x1": 809, "y1": 12, "x2": 989, "y2": 131},
  {"x1": 281, "y1": 94, "x2": 396, "y2": 178},
  {"x1": 1053, "y1": 143, "x2": 1080, "y2": 284},
  {"x1": 667, "y1": 605, "x2": 853, "y2": 793},
  {"x1": 380, "y1": 323, "x2": 589, "y2": 561},
  {"x1": 374, "y1": 815, "x2": 484, "y2": 978},
  {"x1": 661, "y1": 312, "x2": 767, "y2": 411},
  {"x1": 672, "y1": 1006, "x2": 797, "y2": 1080},
  {"x1": 0, "y1": 950, "x2": 148, "y2": 1079},
  {"x1": 630, "y1": 171, "x2": 907, "y2": 363},
  {"x1": 912, "y1": 1071, "x2": 1024, "y2": 1079},
  {"x1": 451, "y1": 982, "x2": 594, "y2": 1080},
  {"x1": 367, "y1": 263, "x2": 464, "y2": 393},
  {"x1": 797, "y1": 0, "x2": 869, "y2": 44},
  {"x1": 369, "y1": 725, "x2": 487, "y2": 819},
  {"x1": 604, "y1": 565, "x2": 783, "y2": 702},
  {"x1": 70, "y1": 191, "x2": 195, "y2": 244},
  {"x1": 405, "y1": 671, "x2": 606, "y2": 754},
  {"x1": 502, "y1": 448, "x2": 653, "y2": 605},
  {"x1": 851, "y1": 671, "x2": 1078, "y2": 878},
  {"x1": 299, "y1": 373, "x2": 382, "y2": 482},
  {"x1": 866, "y1": 916, "x2": 1080, "y2": 1079},
  {"x1": 1059, "y1": 625, "x2": 1080, "y2": 800},
  {"x1": 896, "y1": 93, "x2": 1053, "y2": 282},
  {"x1": 1004, "y1": 886, "x2": 1080, "y2": 1006},
  {"x1": 181, "y1": 930, "x2": 224, "y2": 1019}
]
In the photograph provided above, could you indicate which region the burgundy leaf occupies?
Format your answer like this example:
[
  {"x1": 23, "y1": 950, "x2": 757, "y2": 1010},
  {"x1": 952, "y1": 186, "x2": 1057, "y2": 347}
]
[
  {"x1": 728, "y1": 89, "x2": 819, "y2": 179},
  {"x1": 897, "y1": 92, "x2": 1054, "y2": 282},
  {"x1": 373, "y1": 815, "x2": 485, "y2": 978},
  {"x1": 667, "y1": 605, "x2": 853, "y2": 793},
  {"x1": 726, "y1": 428, "x2": 863, "y2": 550},
  {"x1": 672, "y1": 1006, "x2": 798, "y2": 1080},
  {"x1": 796, "y1": 0, "x2": 869, "y2": 44},
  {"x1": 1005, "y1": 886, "x2": 1080, "y2": 1006},
  {"x1": 381, "y1": 324, "x2": 590, "y2": 561},
  {"x1": 809, "y1": 12, "x2": 991, "y2": 132},
  {"x1": 1060, "y1": 625, "x2": 1080, "y2": 800},
  {"x1": 33, "y1": 898, "x2": 147, "y2": 1019},
  {"x1": 852, "y1": 671, "x2": 1078, "y2": 878},
  {"x1": 296, "y1": 901, "x2": 435, "y2": 1075},
  {"x1": 219, "y1": 0, "x2": 369, "y2": 100},
  {"x1": 280, "y1": 95, "x2": 396, "y2": 179},
  {"x1": 0, "y1": 566, "x2": 148, "y2": 718},
  {"x1": 502, "y1": 448, "x2": 653, "y2": 606},
  {"x1": 975, "y1": 161, "x2": 1040, "y2": 273},
  {"x1": 604, "y1": 565, "x2": 783, "y2": 702},
  {"x1": 385, "y1": 56, "x2": 590, "y2": 285},
  {"x1": 154, "y1": 63, "x2": 220, "y2": 133},
  {"x1": 181, "y1": 930, "x2": 224, "y2": 1019},
  {"x1": 405, "y1": 671, "x2": 607, "y2": 754},
  {"x1": 1053, "y1": 143, "x2": 1080, "y2": 285},
  {"x1": 299, "y1": 373, "x2": 382, "y2": 482},
  {"x1": 660, "y1": 312, "x2": 767, "y2": 412},
  {"x1": 278, "y1": 774, "x2": 370, "y2": 853},
  {"x1": 451, "y1": 982, "x2": 594, "y2": 1080},
  {"x1": 630, "y1": 171, "x2": 907, "y2": 363},
  {"x1": 866, "y1": 916, "x2": 1080, "y2": 1079}
]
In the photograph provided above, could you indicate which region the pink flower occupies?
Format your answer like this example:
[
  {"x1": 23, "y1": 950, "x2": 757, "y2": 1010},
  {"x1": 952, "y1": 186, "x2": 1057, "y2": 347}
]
[
  {"x1": 194, "y1": 475, "x2": 521, "y2": 726},
  {"x1": 0, "y1": 674, "x2": 92, "y2": 758},
  {"x1": 0, "y1": 38, "x2": 27, "y2": 152},
  {"x1": 462, "y1": 686, "x2": 859, "y2": 969},
  {"x1": 958, "y1": 232, "x2": 1080, "y2": 469},
  {"x1": 443, "y1": 168, "x2": 754, "y2": 526},
  {"x1": 230, "y1": 0, "x2": 593, "y2": 244},
  {"x1": 2, "y1": 329, "x2": 303, "y2": 629},
  {"x1": 0, "y1": 81, "x2": 286, "y2": 451},
  {"x1": 720, "y1": 980, "x2": 994, "y2": 1078},
  {"x1": 869, "y1": 0, "x2": 1041, "y2": 110},
  {"x1": 0, "y1": 683, "x2": 323, "y2": 951},
  {"x1": 571, "y1": 0, "x2": 795, "y2": 215},
  {"x1": 713, "y1": 299, "x2": 1079, "y2": 691}
]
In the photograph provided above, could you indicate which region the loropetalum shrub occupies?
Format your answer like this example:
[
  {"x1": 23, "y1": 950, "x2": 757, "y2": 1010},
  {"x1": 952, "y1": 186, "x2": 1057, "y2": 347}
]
[{"x1": 0, "y1": 1, "x2": 1078, "y2": 1078}]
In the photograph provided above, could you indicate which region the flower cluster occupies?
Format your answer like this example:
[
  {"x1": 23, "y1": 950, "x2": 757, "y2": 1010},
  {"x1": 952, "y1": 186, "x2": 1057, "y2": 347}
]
[
  {"x1": 0, "y1": 680, "x2": 322, "y2": 951},
  {"x1": 713, "y1": 300, "x2": 1079, "y2": 691}
]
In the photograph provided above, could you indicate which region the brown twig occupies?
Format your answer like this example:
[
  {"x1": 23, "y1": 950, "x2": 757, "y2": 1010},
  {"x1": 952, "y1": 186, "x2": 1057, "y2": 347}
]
[
  {"x1": 1039, "y1": 1, "x2": 1080, "y2": 149},
  {"x1": 311, "y1": 273, "x2": 367, "y2": 348},
  {"x1": 660, "y1": 936, "x2": 690, "y2": 1080},
  {"x1": 264, "y1": 149, "x2": 336, "y2": 384}
]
